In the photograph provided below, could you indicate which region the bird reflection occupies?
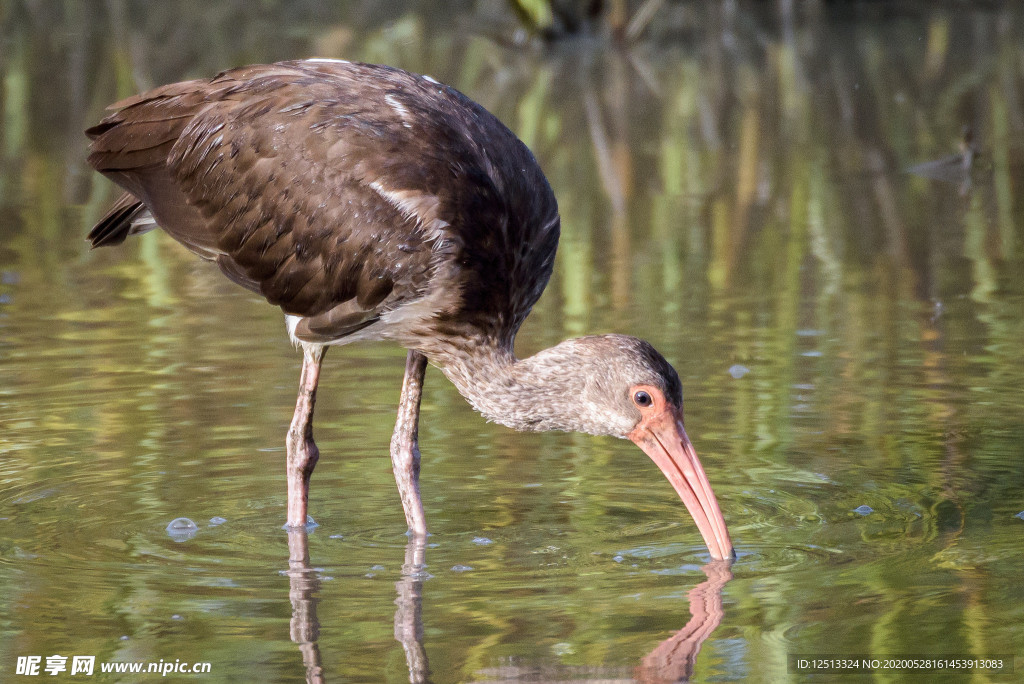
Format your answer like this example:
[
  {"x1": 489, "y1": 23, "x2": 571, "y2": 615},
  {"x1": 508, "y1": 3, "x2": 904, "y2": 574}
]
[
  {"x1": 906, "y1": 126, "x2": 979, "y2": 195},
  {"x1": 286, "y1": 536, "x2": 730, "y2": 683},
  {"x1": 634, "y1": 560, "x2": 733, "y2": 683},
  {"x1": 394, "y1": 538, "x2": 431, "y2": 683},
  {"x1": 471, "y1": 559, "x2": 732, "y2": 683},
  {"x1": 285, "y1": 532, "x2": 432, "y2": 684},
  {"x1": 286, "y1": 529, "x2": 325, "y2": 684}
]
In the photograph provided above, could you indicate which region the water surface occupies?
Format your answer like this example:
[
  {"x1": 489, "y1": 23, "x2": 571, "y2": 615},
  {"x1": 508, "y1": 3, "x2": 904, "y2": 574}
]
[{"x1": 1, "y1": 1, "x2": 1023, "y2": 681}]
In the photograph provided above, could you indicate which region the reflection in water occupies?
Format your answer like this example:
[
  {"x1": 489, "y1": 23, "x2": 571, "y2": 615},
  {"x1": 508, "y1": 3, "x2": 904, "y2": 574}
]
[
  {"x1": 3, "y1": 1, "x2": 1024, "y2": 680},
  {"x1": 287, "y1": 534, "x2": 431, "y2": 684},
  {"x1": 286, "y1": 531, "x2": 325, "y2": 684},
  {"x1": 287, "y1": 538, "x2": 729, "y2": 683},
  {"x1": 395, "y1": 539, "x2": 431, "y2": 684},
  {"x1": 635, "y1": 561, "x2": 732, "y2": 684},
  {"x1": 474, "y1": 561, "x2": 732, "y2": 683},
  {"x1": 907, "y1": 127, "x2": 980, "y2": 195}
]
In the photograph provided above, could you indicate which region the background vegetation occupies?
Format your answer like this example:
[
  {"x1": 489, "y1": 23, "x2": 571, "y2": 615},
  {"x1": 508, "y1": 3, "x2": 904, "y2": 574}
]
[{"x1": 1, "y1": 1, "x2": 1022, "y2": 681}]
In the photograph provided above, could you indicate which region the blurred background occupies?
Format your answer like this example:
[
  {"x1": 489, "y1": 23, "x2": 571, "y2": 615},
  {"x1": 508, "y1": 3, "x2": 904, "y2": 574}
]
[{"x1": 1, "y1": 1, "x2": 1023, "y2": 681}]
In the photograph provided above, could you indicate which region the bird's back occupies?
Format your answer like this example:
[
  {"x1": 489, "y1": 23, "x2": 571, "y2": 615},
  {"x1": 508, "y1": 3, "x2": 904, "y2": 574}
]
[{"x1": 87, "y1": 60, "x2": 560, "y2": 350}]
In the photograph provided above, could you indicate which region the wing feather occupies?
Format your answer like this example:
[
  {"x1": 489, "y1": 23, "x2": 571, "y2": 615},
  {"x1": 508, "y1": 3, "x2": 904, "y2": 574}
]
[{"x1": 87, "y1": 60, "x2": 560, "y2": 347}]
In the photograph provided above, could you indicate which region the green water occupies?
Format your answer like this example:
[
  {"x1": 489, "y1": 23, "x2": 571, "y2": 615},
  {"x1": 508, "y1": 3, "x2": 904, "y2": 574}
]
[{"x1": 1, "y1": 2, "x2": 1023, "y2": 682}]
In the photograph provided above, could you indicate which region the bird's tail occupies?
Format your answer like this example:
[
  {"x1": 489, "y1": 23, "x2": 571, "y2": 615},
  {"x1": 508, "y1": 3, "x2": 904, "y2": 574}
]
[{"x1": 87, "y1": 193, "x2": 157, "y2": 248}]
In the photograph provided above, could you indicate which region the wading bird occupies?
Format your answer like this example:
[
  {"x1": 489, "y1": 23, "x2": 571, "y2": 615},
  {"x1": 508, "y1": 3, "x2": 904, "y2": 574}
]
[{"x1": 86, "y1": 60, "x2": 733, "y2": 559}]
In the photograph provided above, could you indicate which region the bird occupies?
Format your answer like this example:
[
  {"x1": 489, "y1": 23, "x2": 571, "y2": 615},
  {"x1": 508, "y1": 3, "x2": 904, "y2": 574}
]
[{"x1": 86, "y1": 59, "x2": 734, "y2": 560}]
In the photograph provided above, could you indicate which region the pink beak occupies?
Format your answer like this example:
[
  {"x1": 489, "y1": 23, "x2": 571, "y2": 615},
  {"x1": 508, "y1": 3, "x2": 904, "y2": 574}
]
[{"x1": 629, "y1": 407, "x2": 734, "y2": 560}]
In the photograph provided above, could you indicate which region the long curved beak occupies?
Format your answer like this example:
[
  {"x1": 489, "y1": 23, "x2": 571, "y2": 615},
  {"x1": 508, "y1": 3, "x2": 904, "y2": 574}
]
[{"x1": 629, "y1": 408, "x2": 734, "y2": 560}]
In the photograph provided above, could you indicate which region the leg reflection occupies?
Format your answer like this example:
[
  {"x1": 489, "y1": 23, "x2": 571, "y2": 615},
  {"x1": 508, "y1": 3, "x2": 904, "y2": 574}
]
[
  {"x1": 636, "y1": 560, "x2": 733, "y2": 683},
  {"x1": 395, "y1": 536, "x2": 431, "y2": 684},
  {"x1": 287, "y1": 529, "x2": 325, "y2": 684}
]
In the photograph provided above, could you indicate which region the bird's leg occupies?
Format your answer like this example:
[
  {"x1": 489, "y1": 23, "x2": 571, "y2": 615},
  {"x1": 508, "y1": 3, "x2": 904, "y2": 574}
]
[
  {"x1": 286, "y1": 343, "x2": 326, "y2": 528},
  {"x1": 390, "y1": 350, "x2": 428, "y2": 538}
]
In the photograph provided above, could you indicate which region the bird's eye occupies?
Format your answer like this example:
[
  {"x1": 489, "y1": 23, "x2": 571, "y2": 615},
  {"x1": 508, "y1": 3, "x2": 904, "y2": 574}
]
[{"x1": 633, "y1": 390, "x2": 653, "y2": 408}]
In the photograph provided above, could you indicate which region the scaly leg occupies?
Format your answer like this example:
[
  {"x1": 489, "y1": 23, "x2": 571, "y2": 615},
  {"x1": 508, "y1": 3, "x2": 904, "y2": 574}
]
[
  {"x1": 286, "y1": 343, "x2": 326, "y2": 528},
  {"x1": 390, "y1": 350, "x2": 428, "y2": 537}
]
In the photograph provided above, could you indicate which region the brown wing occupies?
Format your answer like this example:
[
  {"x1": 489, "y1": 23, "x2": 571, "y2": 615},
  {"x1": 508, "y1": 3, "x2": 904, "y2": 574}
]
[{"x1": 87, "y1": 60, "x2": 559, "y2": 346}]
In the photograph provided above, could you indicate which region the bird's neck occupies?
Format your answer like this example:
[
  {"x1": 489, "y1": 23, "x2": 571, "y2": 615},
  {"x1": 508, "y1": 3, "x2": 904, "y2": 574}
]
[
  {"x1": 430, "y1": 338, "x2": 618, "y2": 436},
  {"x1": 432, "y1": 341, "x2": 567, "y2": 433}
]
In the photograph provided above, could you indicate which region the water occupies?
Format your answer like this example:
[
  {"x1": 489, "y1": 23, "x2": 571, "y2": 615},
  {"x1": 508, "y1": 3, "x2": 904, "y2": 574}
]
[{"x1": 2, "y1": 1, "x2": 1023, "y2": 681}]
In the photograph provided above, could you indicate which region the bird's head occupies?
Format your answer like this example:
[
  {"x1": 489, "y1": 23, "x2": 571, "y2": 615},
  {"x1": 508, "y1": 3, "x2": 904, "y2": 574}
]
[{"x1": 514, "y1": 334, "x2": 735, "y2": 560}]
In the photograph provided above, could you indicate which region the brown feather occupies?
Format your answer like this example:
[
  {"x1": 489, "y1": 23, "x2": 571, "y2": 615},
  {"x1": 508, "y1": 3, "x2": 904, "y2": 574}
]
[
  {"x1": 87, "y1": 60, "x2": 559, "y2": 351},
  {"x1": 87, "y1": 193, "x2": 148, "y2": 247}
]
